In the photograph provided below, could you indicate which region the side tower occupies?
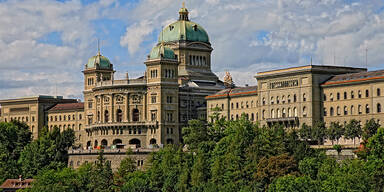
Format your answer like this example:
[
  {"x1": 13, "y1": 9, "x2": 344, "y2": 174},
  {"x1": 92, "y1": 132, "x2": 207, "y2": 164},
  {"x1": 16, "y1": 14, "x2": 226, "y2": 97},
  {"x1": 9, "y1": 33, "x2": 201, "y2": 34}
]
[
  {"x1": 145, "y1": 44, "x2": 179, "y2": 145},
  {"x1": 82, "y1": 51, "x2": 114, "y2": 131}
]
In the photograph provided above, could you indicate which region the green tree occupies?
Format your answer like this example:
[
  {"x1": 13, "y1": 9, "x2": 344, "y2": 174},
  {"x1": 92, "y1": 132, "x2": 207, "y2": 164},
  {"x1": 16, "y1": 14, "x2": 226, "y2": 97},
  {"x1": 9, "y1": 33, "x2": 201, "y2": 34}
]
[
  {"x1": 344, "y1": 119, "x2": 362, "y2": 146},
  {"x1": 299, "y1": 123, "x2": 312, "y2": 143},
  {"x1": 182, "y1": 120, "x2": 209, "y2": 151},
  {"x1": 362, "y1": 118, "x2": 380, "y2": 141},
  {"x1": 24, "y1": 168, "x2": 81, "y2": 192},
  {"x1": 19, "y1": 127, "x2": 75, "y2": 178},
  {"x1": 326, "y1": 122, "x2": 343, "y2": 145},
  {"x1": 88, "y1": 150, "x2": 114, "y2": 192},
  {"x1": 268, "y1": 175, "x2": 319, "y2": 192},
  {"x1": 254, "y1": 153, "x2": 298, "y2": 190},
  {"x1": 312, "y1": 121, "x2": 326, "y2": 146},
  {"x1": 0, "y1": 121, "x2": 31, "y2": 182},
  {"x1": 121, "y1": 171, "x2": 151, "y2": 192}
]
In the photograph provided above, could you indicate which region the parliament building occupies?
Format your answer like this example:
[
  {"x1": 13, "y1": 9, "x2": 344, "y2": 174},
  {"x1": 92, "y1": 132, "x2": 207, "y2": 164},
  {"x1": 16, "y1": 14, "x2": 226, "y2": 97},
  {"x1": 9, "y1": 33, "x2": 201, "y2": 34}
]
[{"x1": 1, "y1": 4, "x2": 384, "y2": 168}]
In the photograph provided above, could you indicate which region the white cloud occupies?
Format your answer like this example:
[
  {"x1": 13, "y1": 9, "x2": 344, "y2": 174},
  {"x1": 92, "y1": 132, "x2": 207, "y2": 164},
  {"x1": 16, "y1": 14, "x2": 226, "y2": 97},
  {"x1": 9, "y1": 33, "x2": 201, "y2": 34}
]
[{"x1": 120, "y1": 20, "x2": 154, "y2": 55}]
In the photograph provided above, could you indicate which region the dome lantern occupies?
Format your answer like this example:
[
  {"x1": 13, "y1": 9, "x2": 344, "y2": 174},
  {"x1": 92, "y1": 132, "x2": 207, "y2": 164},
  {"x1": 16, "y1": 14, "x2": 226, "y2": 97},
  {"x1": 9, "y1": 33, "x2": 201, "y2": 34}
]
[{"x1": 179, "y1": 2, "x2": 189, "y2": 21}]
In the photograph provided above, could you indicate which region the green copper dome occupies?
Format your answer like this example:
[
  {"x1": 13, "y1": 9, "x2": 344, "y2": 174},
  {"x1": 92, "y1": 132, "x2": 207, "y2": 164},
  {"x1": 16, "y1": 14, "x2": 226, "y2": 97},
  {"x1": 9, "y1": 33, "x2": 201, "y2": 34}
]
[
  {"x1": 149, "y1": 44, "x2": 175, "y2": 60},
  {"x1": 158, "y1": 4, "x2": 209, "y2": 43},
  {"x1": 158, "y1": 20, "x2": 210, "y2": 43},
  {"x1": 86, "y1": 52, "x2": 112, "y2": 69}
]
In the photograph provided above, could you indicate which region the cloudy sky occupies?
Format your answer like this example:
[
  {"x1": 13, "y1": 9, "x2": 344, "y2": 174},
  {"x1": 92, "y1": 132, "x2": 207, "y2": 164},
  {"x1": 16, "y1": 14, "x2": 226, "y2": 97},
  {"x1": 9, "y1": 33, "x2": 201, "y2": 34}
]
[{"x1": 1, "y1": 0, "x2": 384, "y2": 100}]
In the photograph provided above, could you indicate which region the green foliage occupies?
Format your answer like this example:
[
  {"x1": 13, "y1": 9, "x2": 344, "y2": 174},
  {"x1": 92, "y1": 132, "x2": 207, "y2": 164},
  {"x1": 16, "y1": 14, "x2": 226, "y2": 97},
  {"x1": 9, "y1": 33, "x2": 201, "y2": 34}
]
[
  {"x1": 299, "y1": 123, "x2": 312, "y2": 143},
  {"x1": 268, "y1": 175, "x2": 319, "y2": 192},
  {"x1": 332, "y1": 144, "x2": 342, "y2": 153},
  {"x1": 326, "y1": 122, "x2": 343, "y2": 145},
  {"x1": 366, "y1": 127, "x2": 384, "y2": 159},
  {"x1": 344, "y1": 119, "x2": 362, "y2": 145},
  {"x1": 363, "y1": 118, "x2": 380, "y2": 141},
  {"x1": 254, "y1": 153, "x2": 298, "y2": 190},
  {"x1": 121, "y1": 171, "x2": 151, "y2": 192},
  {"x1": 312, "y1": 121, "x2": 326, "y2": 145},
  {"x1": 87, "y1": 151, "x2": 114, "y2": 192},
  {"x1": 0, "y1": 121, "x2": 31, "y2": 182},
  {"x1": 19, "y1": 127, "x2": 75, "y2": 178},
  {"x1": 23, "y1": 168, "x2": 80, "y2": 192}
]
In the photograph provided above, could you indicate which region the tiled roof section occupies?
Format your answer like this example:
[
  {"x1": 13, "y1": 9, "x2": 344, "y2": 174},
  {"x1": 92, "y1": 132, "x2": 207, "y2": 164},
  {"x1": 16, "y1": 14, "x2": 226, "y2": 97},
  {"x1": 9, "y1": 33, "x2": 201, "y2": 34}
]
[
  {"x1": 323, "y1": 70, "x2": 384, "y2": 85},
  {"x1": 206, "y1": 85, "x2": 257, "y2": 98},
  {"x1": 49, "y1": 102, "x2": 84, "y2": 111},
  {"x1": 0, "y1": 179, "x2": 34, "y2": 189}
]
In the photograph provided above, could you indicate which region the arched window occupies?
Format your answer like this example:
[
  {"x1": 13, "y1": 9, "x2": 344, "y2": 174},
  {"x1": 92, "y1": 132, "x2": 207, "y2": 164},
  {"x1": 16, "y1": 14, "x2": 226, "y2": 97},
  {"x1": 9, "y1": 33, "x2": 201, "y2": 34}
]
[
  {"x1": 358, "y1": 90, "x2": 362, "y2": 98},
  {"x1": 344, "y1": 92, "x2": 347, "y2": 99},
  {"x1": 288, "y1": 108, "x2": 292, "y2": 117},
  {"x1": 150, "y1": 138, "x2": 157, "y2": 145},
  {"x1": 101, "y1": 139, "x2": 108, "y2": 147},
  {"x1": 294, "y1": 94, "x2": 297, "y2": 102},
  {"x1": 113, "y1": 139, "x2": 122, "y2": 145},
  {"x1": 337, "y1": 92, "x2": 340, "y2": 100},
  {"x1": 132, "y1": 109, "x2": 139, "y2": 122},
  {"x1": 271, "y1": 109, "x2": 275, "y2": 118},
  {"x1": 262, "y1": 98, "x2": 266, "y2": 105},
  {"x1": 262, "y1": 110, "x2": 265, "y2": 120},
  {"x1": 236, "y1": 114, "x2": 239, "y2": 120},
  {"x1": 323, "y1": 108, "x2": 327, "y2": 116},
  {"x1": 251, "y1": 113, "x2": 254, "y2": 121},
  {"x1": 104, "y1": 110, "x2": 109, "y2": 122},
  {"x1": 337, "y1": 106, "x2": 340, "y2": 115},
  {"x1": 330, "y1": 107, "x2": 334, "y2": 116},
  {"x1": 282, "y1": 108, "x2": 286, "y2": 118},
  {"x1": 351, "y1": 91, "x2": 354, "y2": 99},
  {"x1": 277, "y1": 109, "x2": 281, "y2": 118},
  {"x1": 350, "y1": 106, "x2": 354, "y2": 115},
  {"x1": 366, "y1": 89, "x2": 369, "y2": 97},
  {"x1": 344, "y1": 106, "x2": 347, "y2": 115},
  {"x1": 294, "y1": 107, "x2": 298, "y2": 117},
  {"x1": 166, "y1": 139, "x2": 174, "y2": 144},
  {"x1": 94, "y1": 140, "x2": 98, "y2": 148},
  {"x1": 330, "y1": 93, "x2": 333, "y2": 101},
  {"x1": 271, "y1": 97, "x2": 274, "y2": 105},
  {"x1": 288, "y1": 95, "x2": 291, "y2": 103},
  {"x1": 378, "y1": 103, "x2": 382, "y2": 113},
  {"x1": 116, "y1": 109, "x2": 123, "y2": 122},
  {"x1": 358, "y1": 105, "x2": 362, "y2": 114},
  {"x1": 303, "y1": 93, "x2": 306, "y2": 102},
  {"x1": 87, "y1": 141, "x2": 91, "y2": 148},
  {"x1": 378, "y1": 88, "x2": 381, "y2": 97},
  {"x1": 282, "y1": 96, "x2": 285, "y2": 103},
  {"x1": 276, "y1": 96, "x2": 280, "y2": 104},
  {"x1": 303, "y1": 107, "x2": 307, "y2": 117},
  {"x1": 129, "y1": 138, "x2": 141, "y2": 148},
  {"x1": 366, "y1": 104, "x2": 370, "y2": 114}
]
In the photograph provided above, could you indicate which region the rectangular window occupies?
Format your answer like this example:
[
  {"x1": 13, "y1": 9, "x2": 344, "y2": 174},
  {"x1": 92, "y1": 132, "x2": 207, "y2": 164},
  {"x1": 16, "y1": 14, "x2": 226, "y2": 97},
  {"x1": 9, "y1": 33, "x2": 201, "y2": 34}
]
[{"x1": 151, "y1": 96, "x2": 156, "y2": 103}]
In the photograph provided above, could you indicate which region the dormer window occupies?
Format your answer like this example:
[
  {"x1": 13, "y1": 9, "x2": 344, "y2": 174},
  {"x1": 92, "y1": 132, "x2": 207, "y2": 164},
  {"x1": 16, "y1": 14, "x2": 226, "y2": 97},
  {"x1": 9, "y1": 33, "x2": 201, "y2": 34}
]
[
  {"x1": 169, "y1": 25, "x2": 174, "y2": 31},
  {"x1": 193, "y1": 25, "x2": 197, "y2": 31}
]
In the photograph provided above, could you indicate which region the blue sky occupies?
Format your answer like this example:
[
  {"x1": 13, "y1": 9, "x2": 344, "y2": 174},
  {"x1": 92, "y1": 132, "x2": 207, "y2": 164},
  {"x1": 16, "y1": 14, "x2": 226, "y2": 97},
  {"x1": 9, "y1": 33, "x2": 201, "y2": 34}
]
[{"x1": 1, "y1": 0, "x2": 384, "y2": 100}]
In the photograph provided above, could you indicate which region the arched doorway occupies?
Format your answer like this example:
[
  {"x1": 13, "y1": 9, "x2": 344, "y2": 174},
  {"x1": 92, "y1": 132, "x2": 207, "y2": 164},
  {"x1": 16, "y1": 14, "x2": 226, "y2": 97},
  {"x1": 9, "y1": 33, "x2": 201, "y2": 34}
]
[
  {"x1": 150, "y1": 138, "x2": 157, "y2": 145},
  {"x1": 113, "y1": 139, "x2": 122, "y2": 145},
  {"x1": 101, "y1": 139, "x2": 108, "y2": 147},
  {"x1": 116, "y1": 109, "x2": 123, "y2": 122},
  {"x1": 94, "y1": 140, "x2": 98, "y2": 148},
  {"x1": 129, "y1": 138, "x2": 141, "y2": 148},
  {"x1": 132, "y1": 109, "x2": 139, "y2": 122},
  {"x1": 166, "y1": 139, "x2": 174, "y2": 144},
  {"x1": 105, "y1": 110, "x2": 109, "y2": 122}
]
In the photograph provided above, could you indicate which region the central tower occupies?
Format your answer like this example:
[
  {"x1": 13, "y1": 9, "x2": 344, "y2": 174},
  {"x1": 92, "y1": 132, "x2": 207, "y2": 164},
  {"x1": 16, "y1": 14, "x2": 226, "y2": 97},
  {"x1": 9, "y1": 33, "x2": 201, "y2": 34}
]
[{"x1": 158, "y1": 3, "x2": 218, "y2": 85}]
